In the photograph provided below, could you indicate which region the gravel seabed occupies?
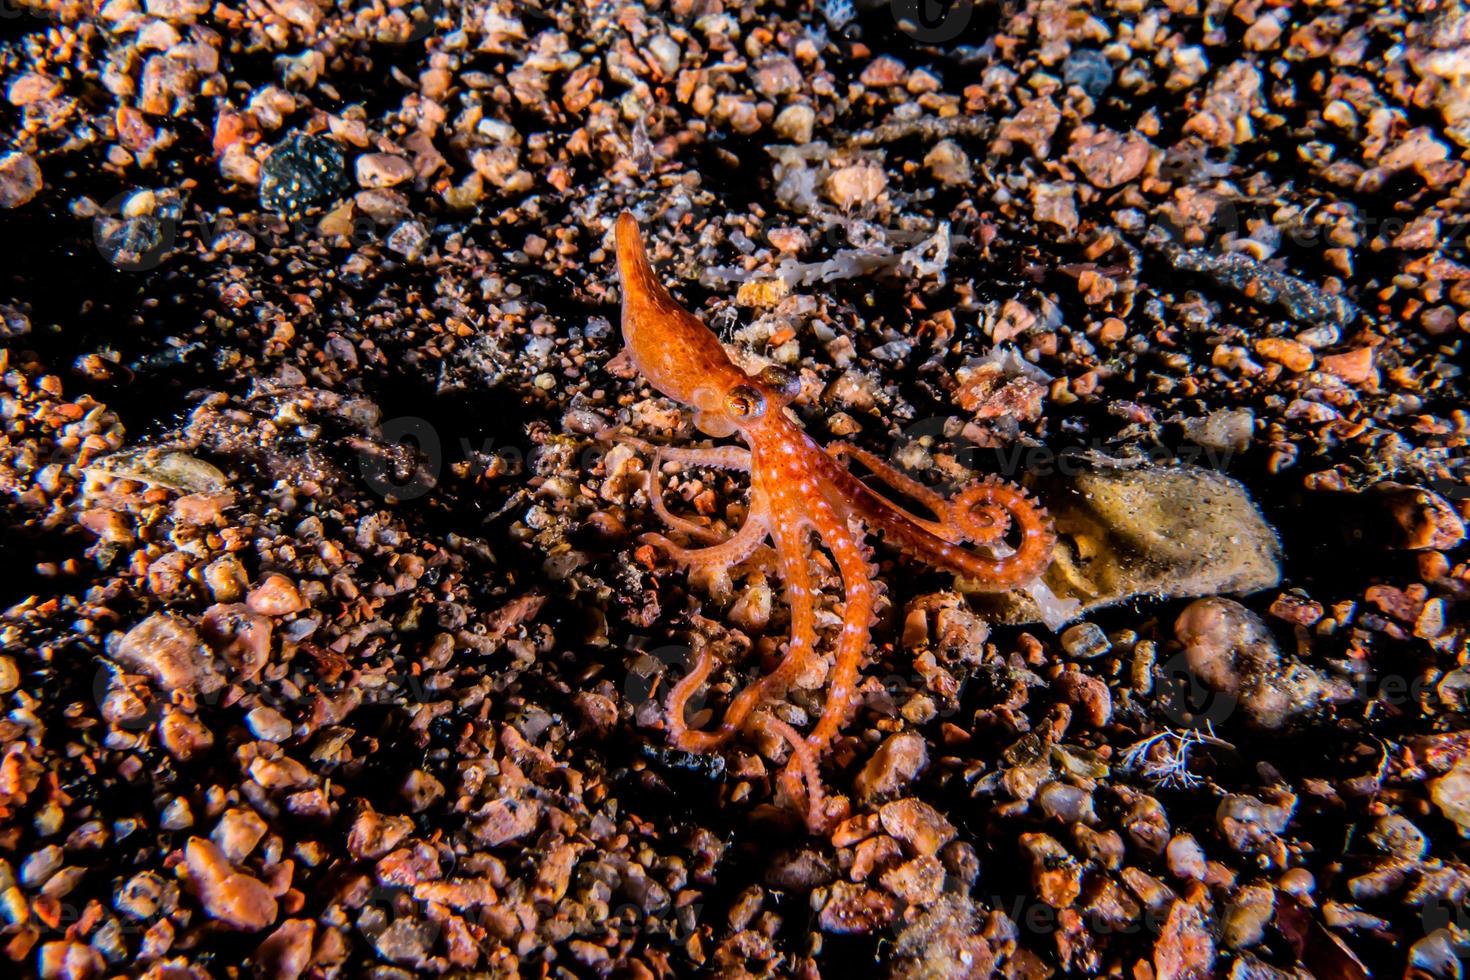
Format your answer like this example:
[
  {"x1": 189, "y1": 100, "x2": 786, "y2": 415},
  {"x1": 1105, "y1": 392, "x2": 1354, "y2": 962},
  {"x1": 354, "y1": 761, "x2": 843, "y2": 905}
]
[{"x1": 0, "y1": 0, "x2": 1468, "y2": 976}]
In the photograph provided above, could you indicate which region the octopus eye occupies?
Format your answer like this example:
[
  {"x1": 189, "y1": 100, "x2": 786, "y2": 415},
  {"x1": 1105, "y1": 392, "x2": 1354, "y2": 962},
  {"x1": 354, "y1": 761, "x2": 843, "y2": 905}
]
[{"x1": 725, "y1": 385, "x2": 767, "y2": 419}]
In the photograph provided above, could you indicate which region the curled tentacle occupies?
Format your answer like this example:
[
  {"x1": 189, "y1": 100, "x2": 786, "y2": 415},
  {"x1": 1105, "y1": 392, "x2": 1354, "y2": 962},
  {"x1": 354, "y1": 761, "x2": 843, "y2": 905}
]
[
  {"x1": 640, "y1": 502, "x2": 770, "y2": 569},
  {"x1": 828, "y1": 442, "x2": 1013, "y2": 546},
  {"x1": 818, "y1": 450, "x2": 1055, "y2": 593},
  {"x1": 646, "y1": 450, "x2": 726, "y2": 544},
  {"x1": 646, "y1": 444, "x2": 753, "y2": 471},
  {"x1": 753, "y1": 710, "x2": 831, "y2": 833},
  {"x1": 665, "y1": 647, "x2": 719, "y2": 752},
  {"x1": 944, "y1": 479, "x2": 1057, "y2": 591},
  {"x1": 658, "y1": 515, "x2": 816, "y2": 752}
]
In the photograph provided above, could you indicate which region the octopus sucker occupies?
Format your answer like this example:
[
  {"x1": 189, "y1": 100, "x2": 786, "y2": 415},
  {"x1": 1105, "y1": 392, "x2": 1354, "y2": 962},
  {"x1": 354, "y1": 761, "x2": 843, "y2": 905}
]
[{"x1": 611, "y1": 212, "x2": 1057, "y2": 831}]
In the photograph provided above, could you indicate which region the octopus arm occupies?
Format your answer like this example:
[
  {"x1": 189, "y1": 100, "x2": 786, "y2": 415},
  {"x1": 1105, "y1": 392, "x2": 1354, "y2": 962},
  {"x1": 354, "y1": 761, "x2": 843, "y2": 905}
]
[
  {"x1": 825, "y1": 442, "x2": 961, "y2": 541},
  {"x1": 804, "y1": 496, "x2": 878, "y2": 755},
  {"x1": 815, "y1": 453, "x2": 1055, "y2": 593},
  {"x1": 662, "y1": 510, "x2": 817, "y2": 753},
  {"x1": 644, "y1": 447, "x2": 753, "y2": 544},
  {"x1": 641, "y1": 498, "x2": 770, "y2": 570}
]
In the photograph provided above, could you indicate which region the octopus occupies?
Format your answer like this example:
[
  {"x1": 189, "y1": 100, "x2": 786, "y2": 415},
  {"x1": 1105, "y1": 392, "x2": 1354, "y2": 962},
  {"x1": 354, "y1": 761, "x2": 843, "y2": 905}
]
[{"x1": 610, "y1": 213, "x2": 1057, "y2": 830}]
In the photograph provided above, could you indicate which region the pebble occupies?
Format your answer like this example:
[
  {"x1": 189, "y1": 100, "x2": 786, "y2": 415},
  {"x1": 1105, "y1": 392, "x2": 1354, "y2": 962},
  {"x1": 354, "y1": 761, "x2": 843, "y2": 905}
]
[
  {"x1": 185, "y1": 836, "x2": 278, "y2": 931},
  {"x1": 246, "y1": 573, "x2": 305, "y2": 616},
  {"x1": 212, "y1": 807, "x2": 268, "y2": 863},
  {"x1": 1223, "y1": 884, "x2": 1275, "y2": 949},
  {"x1": 824, "y1": 162, "x2": 885, "y2": 207},
  {"x1": 1063, "y1": 49, "x2": 1114, "y2": 99},
  {"x1": 773, "y1": 104, "x2": 815, "y2": 144},
  {"x1": 878, "y1": 799, "x2": 956, "y2": 857},
  {"x1": 859, "y1": 56, "x2": 907, "y2": 88},
  {"x1": 355, "y1": 152, "x2": 414, "y2": 189},
  {"x1": 1254, "y1": 337, "x2": 1315, "y2": 372},
  {"x1": 0, "y1": 152, "x2": 42, "y2": 208},
  {"x1": 1060, "y1": 622, "x2": 1109, "y2": 658},
  {"x1": 254, "y1": 920, "x2": 316, "y2": 980},
  {"x1": 1176, "y1": 597, "x2": 1351, "y2": 729},
  {"x1": 853, "y1": 734, "x2": 928, "y2": 803},
  {"x1": 924, "y1": 140, "x2": 972, "y2": 186},
  {"x1": 113, "y1": 613, "x2": 226, "y2": 696},
  {"x1": 37, "y1": 942, "x2": 105, "y2": 980},
  {"x1": 259, "y1": 132, "x2": 349, "y2": 215},
  {"x1": 246, "y1": 706, "x2": 292, "y2": 742}
]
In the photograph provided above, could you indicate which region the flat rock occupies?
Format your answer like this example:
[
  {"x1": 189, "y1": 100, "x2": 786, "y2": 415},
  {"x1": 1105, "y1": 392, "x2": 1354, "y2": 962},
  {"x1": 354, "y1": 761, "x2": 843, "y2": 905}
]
[{"x1": 968, "y1": 461, "x2": 1281, "y2": 625}]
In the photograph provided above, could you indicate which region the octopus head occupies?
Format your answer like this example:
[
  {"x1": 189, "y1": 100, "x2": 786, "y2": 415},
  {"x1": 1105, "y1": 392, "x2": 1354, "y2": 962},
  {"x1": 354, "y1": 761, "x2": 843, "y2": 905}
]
[{"x1": 616, "y1": 212, "x2": 800, "y2": 437}]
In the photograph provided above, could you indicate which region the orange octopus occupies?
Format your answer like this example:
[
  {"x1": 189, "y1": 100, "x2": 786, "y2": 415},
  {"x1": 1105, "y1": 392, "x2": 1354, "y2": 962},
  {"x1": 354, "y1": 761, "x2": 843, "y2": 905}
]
[{"x1": 611, "y1": 213, "x2": 1057, "y2": 830}]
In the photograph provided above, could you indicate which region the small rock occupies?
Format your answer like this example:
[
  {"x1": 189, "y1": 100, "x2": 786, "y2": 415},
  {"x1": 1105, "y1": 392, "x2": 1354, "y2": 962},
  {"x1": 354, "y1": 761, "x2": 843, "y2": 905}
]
[
  {"x1": 879, "y1": 855, "x2": 945, "y2": 906},
  {"x1": 212, "y1": 807, "x2": 268, "y2": 864},
  {"x1": 1032, "y1": 182, "x2": 1078, "y2": 234},
  {"x1": 159, "y1": 706, "x2": 214, "y2": 760},
  {"x1": 1254, "y1": 337, "x2": 1314, "y2": 373},
  {"x1": 185, "y1": 837, "x2": 278, "y2": 931},
  {"x1": 387, "y1": 220, "x2": 429, "y2": 259},
  {"x1": 113, "y1": 613, "x2": 226, "y2": 696},
  {"x1": 860, "y1": 56, "x2": 907, "y2": 87},
  {"x1": 247, "y1": 573, "x2": 305, "y2": 616},
  {"x1": 735, "y1": 278, "x2": 790, "y2": 309},
  {"x1": 401, "y1": 769, "x2": 445, "y2": 812},
  {"x1": 1367, "y1": 814, "x2": 1427, "y2": 860},
  {"x1": 247, "y1": 706, "x2": 292, "y2": 743},
  {"x1": 0, "y1": 304, "x2": 29, "y2": 340},
  {"x1": 1181, "y1": 408, "x2": 1254, "y2": 454},
  {"x1": 37, "y1": 942, "x2": 105, "y2": 980},
  {"x1": 753, "y1": 55, "x2": 802, "y2": 97},
  {"x1": 259, "y1": 132, "x2": 349, "y2": 215},
  {"x1": 879, "y1": 799, "x2": 956, "y2": 856},
  {"x1": 1430, "y1": 757, "x2": 1470, "y2": 836},
  {"x1": 818, "y1": 881, "x2": 897, "y2": 933},
  {"x1": 1067, "y1": 127, "x2": 1151, "y2": 188},
  {"x1": 199, "y1": 603, "x2": 273, "y2": 681},
  {"x1": 1175, "y1": 597, "x2": 1352, "y2": 730},
  {"x1": 774, "y1": 104, "x2": 815, "y2": 144},
  {"x1": 0, "y1": 152, "x2": 43, "y2": 209},
  {"x1": 8, "y1": 73, "x2": 61, "y2": 106},
  {"x1": 145, "y1": 0, "x2": 210, "y2": 22},
  {"x1": 1317, "y1": 345, "x2": 1374, "y2": 383},
  {"x1": 1166, "y1": 834, "x2": 1208, "y2": 880},
  {"x1": 1063, "y1": 49, "x2": 1114, "y2": 98},
  {"x1": 1223, "y1": 883, "x2": 1275, "y2": 949},
  {"x1": 854, "y1": 734, "x2": 928, "y2": 804},
  {"x1": 1154, "y1": 893, "x2": 1217, "y2": 978},
  {"x1": 472, "y1": 798, "x2": 539, "y2": 845},
  {"x1": 347, "y1": 809, "x2": 413, "y2": 860},
  {"x1": 254, "y1": 920, "x2": 316, "y2": 980},
  {"x1": 764, "y1": 849, "x2": 835, "y2": 891},
  {"x1": 1036, "y1": 782, "x2": 1097, "y2": 824},
  {"x1": 924, "y1": 140, "x2": 972, "y2": 186},
  {"x1": 355, "y1": 153, "x2": 414, "y2": 189},
  {"x1": 1019, "y1": 832, "x2": 1082, "y2": 908},
  {"x1": 824, "y1": 161, "x2": 885, "y2": 208},
  {"x1": 1372, "y1": 483, "x2": 1464, "y2": 551},
  {"x1": 1061, "y1": 622, "x2": 1110, "y2": 658},
  {"x1": 1217, "y1": 792, "x2": 1295, "y2": 853},
  {"x1": 1054, "y1": 670, "x2": 1112, "y2": 726}
]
